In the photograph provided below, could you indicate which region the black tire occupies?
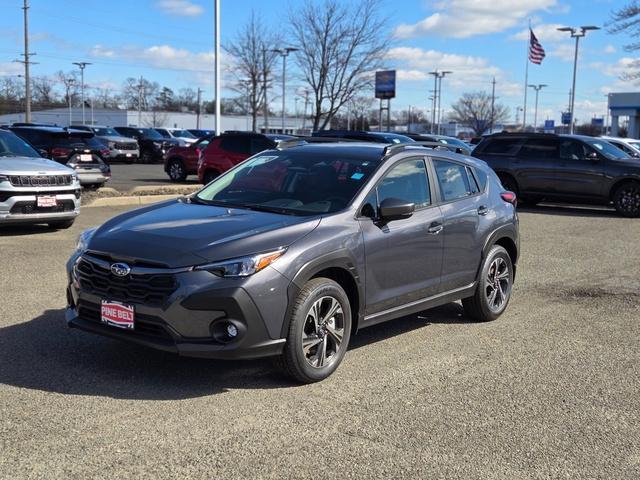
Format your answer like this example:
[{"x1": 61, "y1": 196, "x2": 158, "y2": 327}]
[
  {"x1": 167, "y1": 158, "x2": 187, "y2": 182},
  {"x1": 613, "y1": 181, "x2": 640, "y2": 218},
  {"x1": 462, "y1": 245, "x2": 513, "y2": 322},
  {"x1": 48, "y1": 219, "x2": 75, "y2": 230},
  {"x1": 203, "y1": 170, "x2": 219, "y2": 185},
  {"x1": 498, "y1": 174, "x2": 519, "y2": 196},
  {"x1": 279, "y1": 278, "x2": 352, "y2": 383}
]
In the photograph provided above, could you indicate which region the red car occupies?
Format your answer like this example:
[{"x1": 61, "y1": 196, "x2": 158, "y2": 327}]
[
  {"x1": 164, "y1": 136, "x2": 213, "y2": 181},
  {"x1": 197, "y1": 132, "x2": 294, "y2": 184}
]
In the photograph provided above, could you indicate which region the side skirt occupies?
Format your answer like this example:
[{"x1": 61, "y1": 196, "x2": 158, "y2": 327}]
[{"x1": 359, "y1": 283, "x2": 477, "y2": 329}]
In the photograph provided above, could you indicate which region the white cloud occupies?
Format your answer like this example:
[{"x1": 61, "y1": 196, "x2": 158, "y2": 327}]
[
  {"x1": 156, "y1": 0, "x2": 204, "y2": 17},
  {"x1": 604, "y1": 44, "x2": 617, "y2": 54},
  {"x1": 0, "y1": 62, "x2": 23, "y2": 76},
  {"x1": 90, "y1": 44, "x2": 220, "y2": 72},
  {"x1": 549, "y1": 43, "x2": 577, "y2": 62},
  {"x1": 511, "y1": 23, "x2": 568, "y2": 43},
  {"x1": 394, "y1": 0, "x2": 557, "y2": 39}
]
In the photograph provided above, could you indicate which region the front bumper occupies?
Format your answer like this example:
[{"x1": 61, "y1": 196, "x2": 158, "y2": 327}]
[
  {"x1": 76, "y1": 171, "x2": 110, "y2": 186},
  {"x1": 65, "y1": 254, "x2": 289, "y2": 359},
  {"x1": 0, "y1": 189, "x2": 80, "y2": 225},
  {"x1": 108, "y1": 148, "x2": 139, "y2": 161}
]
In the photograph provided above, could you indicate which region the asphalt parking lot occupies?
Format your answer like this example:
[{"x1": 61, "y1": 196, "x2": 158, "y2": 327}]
[
  {"x1": 0, "y1": 204, "x2": 639, "y2": 479},
  {"x1": 107, "y1": 164, "x2": 200, "y2": 191}
]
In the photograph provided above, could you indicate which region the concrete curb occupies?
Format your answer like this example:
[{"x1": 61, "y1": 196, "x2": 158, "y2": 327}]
[{"x1": 86, "y1": 194, "x2": 184, "y2": 208}]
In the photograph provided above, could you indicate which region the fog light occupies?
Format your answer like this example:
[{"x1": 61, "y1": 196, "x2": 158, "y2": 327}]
[{"x1": 226, "y1": 324, "x2": 238, "y2": 338}]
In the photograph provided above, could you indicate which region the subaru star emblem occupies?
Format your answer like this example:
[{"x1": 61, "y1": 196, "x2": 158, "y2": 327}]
[{"x1": 110, "y1": 263, "x2": 131, "y2": 277}]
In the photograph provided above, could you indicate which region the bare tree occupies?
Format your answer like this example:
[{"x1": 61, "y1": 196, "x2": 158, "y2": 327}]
[
  {"x1": 290, "y1": 0, "x2": 389, "y2": 131},
  {"x1": 0, "y1": 77, "x2": 24, "y2": 114},
  {"x1": 121, "y1": 77, "x2": 160, "y2": 110},
  {"x1": 225, "y1": 12, "x2": 281, "y2": 131},
  {"x1": 450, "y1": 92, "x2": 510, "y2": 136},
  {"x1": 55, "y1": 70, "x2": 79, "y2": 107},
  {"x1": 31, "y1": 76, "x2": 58, "y2": 105},
  {"x1": 608, "y1": 2, "x2": 640, "y2": 80}
]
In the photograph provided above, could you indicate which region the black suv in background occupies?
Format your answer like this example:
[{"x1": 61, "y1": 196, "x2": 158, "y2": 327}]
[
  {"x1": 114, "y1": 127, "x2": 179, "y2": 163},
  {"x1": 9, "y1": 126, "x2": 111, "y2": 188},
  {"x1": 472, "y1": 133, "x2": 640, "y2": 217}
]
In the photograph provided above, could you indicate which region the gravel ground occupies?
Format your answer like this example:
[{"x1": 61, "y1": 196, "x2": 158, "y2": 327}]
[{"x1": 0, "y1": 204, "x2": 638, "y2": 479}]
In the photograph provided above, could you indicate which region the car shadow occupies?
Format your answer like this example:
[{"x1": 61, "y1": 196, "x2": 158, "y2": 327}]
[
  {"x1": 0, "y1": 224, "x2": 60, "y2": 236},
  {"x1": 0, "y1": 304, "x2": 470, "y2": 400},
  {"x1": 518, "y1": 203, "x2": 619, "y2": 218}
]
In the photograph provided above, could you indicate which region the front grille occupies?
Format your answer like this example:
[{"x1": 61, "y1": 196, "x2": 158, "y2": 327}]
[
  {"x1": 76, "y1": 257, "x2": 178, "y2": 306},
  {"x1": 0, "y1": 190, "x2": 80, "y2": 203},
  {"x1": 114, "y1": 142, "x2": 137, "y2": 150},
  {"x1": 10, "y1": 199, "x2": 76, "y2": 214},
  {"x1": 9, "y1": 175, "x2": 73, "y2": 187},
  {"x1": 77, "y1": 300, "x2": 174, "y2": 341}
]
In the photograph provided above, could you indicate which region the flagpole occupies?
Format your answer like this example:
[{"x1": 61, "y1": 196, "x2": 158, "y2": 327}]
[{"x1": 522, "y1": 19, "x2": 530, "y2": 131}]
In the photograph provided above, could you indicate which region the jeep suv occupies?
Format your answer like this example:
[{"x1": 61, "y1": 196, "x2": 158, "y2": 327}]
[
  {"x1": 10, "y1": 126, "x2": 111, "y2": 188},
  {"x1": 114, "y1": 127, "x2": 179, "y2": 163},
  {"x1": 72, "y1": 125, "x2": 139, "y2": 164},
  {"x1": 472, "y1": 133, "x2": 640, "y2": 217},
  {"x1": 0, "y1": 129, "x2": 81, "y2": 228},
  {"x1": 197, "y1": 132, "x2": 295, "y2": 184},
  {"x1": 66, "y1": 142, "x2": 519, "y2": 382}
]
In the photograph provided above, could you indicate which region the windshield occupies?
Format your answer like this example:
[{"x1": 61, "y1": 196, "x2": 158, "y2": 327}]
[
  {"x1": 195, "y1": 151, "x2": 379, "y2": 215},
  {"x1": 139, "y1": 128, "x2": 164, "y2": 140},
  {"x1": 172, "y1": 129, "x2": 196, "y2": 138},
  {"x1": 0, "y1": 131, "x2": 40, "y2": 158},
  {"x1": 92, "y1": 127, "x2": 119, "y2": 136},
  {"x1": 585, "y1": 139, "x2": 628, "y2": 160}
]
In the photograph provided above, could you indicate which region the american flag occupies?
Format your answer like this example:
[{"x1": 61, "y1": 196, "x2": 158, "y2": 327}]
[{"x1": 529, "y1": 29, "x2": 546, "y2": 65}]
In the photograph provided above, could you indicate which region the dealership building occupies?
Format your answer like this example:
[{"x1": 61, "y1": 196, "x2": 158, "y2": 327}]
[{"x1": 609, "y1": 92, "x2": 640, "y2": 138}]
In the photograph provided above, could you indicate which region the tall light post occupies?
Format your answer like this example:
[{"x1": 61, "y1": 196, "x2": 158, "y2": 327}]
[
  {"x1": 272, "y1": 47, "x2": 299, "y2": 133},
  {"x1": 436, "y1": 71, "x2": 452, "y2": 135},
  {"x1": 528, "y1": 84, "x2": 547, "y2": 133},
  {"x1": 214, "y1": 0, "x2": 221, "y2": 134},
  {"x1": 72, "y1": 62, "x2": 91, "y2": 124},
  {"x1": 65, "y1": 78, "x2": 75, "y2": 125},
  {"x1": 557, "y1": 25, "x2": 600, "y2": 134},
  {"x1": 429, "y1": 70, "x2": 452, "y2": 135}
]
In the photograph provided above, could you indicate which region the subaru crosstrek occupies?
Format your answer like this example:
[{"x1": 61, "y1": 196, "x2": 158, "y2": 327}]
[{"x1": 66, "y1": 142, "x2": 519, "y2": 382}]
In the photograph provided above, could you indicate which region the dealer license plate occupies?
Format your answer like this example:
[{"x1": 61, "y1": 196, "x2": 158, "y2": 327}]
[
  {"x1": 80, "y1": 154, "x2": 93, "y2": 162},
  {"x1": 101, "y1": 300, "x2": 135, "y2": 330},
  {"x1": 36, "y1": 196, "x2": 57, "y2": 208}
]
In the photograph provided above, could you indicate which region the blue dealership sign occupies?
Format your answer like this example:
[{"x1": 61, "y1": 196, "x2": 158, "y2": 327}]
[
  {"x1": 544, "y1": 120, "x2": 555, "y2": 132},
  {"x1": 591, "y1": 117, "x2": 604, "y2": 127},
  {"x1": 375, "y1": 70, "x2": 396, "y2": 99},
  {"x1": 561, "y1": 112, "x2": 572, "y2": 125}
]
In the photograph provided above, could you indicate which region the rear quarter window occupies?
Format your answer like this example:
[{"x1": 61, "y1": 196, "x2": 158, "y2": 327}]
[{"x1": 478, "y1": 138, "x2": 522, "y2": 155}]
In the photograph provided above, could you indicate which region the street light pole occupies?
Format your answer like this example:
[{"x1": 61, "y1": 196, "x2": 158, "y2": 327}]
[
  {"x1": 557, "y1": 25, "x2": 600, "y2": 135},
  {"x1": 437, "y1": 71, "x2": 452, "y2": 135},
  {"x1": 214, "y1": 0, "x2": 221, "y2": 135},
  {"x1": 72, "y1": 62, "x2": 91, "y2": 124},
  {"x1": 272, "y1": 47, "x2": 299, "y2": 134},
  {"x1": 528, "y1": 84, "x2": 547, "y2": 133},
  {"x1": 66, "y1": 78, "x2": 75, "y2": 125}
]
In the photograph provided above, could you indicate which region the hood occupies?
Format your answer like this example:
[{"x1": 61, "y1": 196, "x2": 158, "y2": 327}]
[
  {"x1": 0, "y1": 156, "x2": 75, "y2": 174},
  {"x1": 87, "y1": 199, "x2": 321, "y2": 268},
  {"x1": 97, "y1": 135, "x2": 137, "y2": 143}
]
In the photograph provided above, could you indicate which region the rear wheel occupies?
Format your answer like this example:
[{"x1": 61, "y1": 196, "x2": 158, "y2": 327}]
[
  {"x1": 168, "y1": 158, "x2": 187, "y2": 181},
  {"x1": 613, "y1": 181, "x2": 640, "y2": 218},
  {"x1": 279, "y1": 278, "x2": 352, "y2": 383},
  {"x1": 48, "y1": 219, "x2": 75, "y2": 230},
  {"x1": 462, "y1": 245, "x2": 513, "y2": 322}
]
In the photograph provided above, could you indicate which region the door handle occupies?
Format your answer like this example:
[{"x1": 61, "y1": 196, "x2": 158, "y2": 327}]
[
  {"x1": 477, "y1": 206, "x2": 489, "y2": 216},
  {"x1": 427, "y1": 222, "x2": 443, "y2": 234}
]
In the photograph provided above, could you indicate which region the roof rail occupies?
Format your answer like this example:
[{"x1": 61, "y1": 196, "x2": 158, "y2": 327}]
[{"x1": 383, "y1": 141, "x2": 459, "y2": 156}]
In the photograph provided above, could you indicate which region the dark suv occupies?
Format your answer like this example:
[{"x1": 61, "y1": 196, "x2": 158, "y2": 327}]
[
  {"x1": 10, "y1": 126, "x2": 111, "y2": 188},
  {"x1": 114, "y1": 127, "x2": 179, "y2": 163},
  {"x1": 66, "y1": 142, "x2": 519, "y2": 383},
  {"x1": 313, "y1": 130, "x2": 414, "y2": 144},
  {"x1": 472, "y1": 133, "x2": 640, "y2": 217}
]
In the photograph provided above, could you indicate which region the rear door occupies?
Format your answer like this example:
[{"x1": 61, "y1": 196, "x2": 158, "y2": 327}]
[
  {"x1": 432, "y1": 159, "x2": 486, "y2": 292},
  {"x1": 513, "y1": 137, "x2": 559, "y2": 195},
  {"x1": 554, "y1": 139, "x2": 605, "y2": 198}
]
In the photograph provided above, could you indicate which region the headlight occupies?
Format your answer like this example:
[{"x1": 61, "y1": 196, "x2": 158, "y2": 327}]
[
  {"x1": 75, "y1": 227, "x2": 97, "y2": 253},
  {"x1": 194, "y1": 248, "x2": 286, "y2": 277},
  {"x1": 0, "y1": 175, "x2": 8, "y2": 183}
]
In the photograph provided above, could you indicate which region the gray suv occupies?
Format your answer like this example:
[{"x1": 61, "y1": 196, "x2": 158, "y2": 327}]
[
  {"x1": 0, "y1": 129, "x2": 81, "y2": 228},
  {"x1": 66, "y1": 142, "x2": 519, "y2": 382},
  {"x1": 72, "y1": 125, "x2": 139, "y2": 163}
]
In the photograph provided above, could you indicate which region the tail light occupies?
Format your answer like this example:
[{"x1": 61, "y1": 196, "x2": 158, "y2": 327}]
[
  {"x1": 100, "y1": 148, "x2": 110, "y2": 157},
  {"x1": 500, "y1": 191, "x2": 517, "y2": 207},
  {"x1": 51, "y1": 147, "x2": 71, "y2": 158},
  {"x1": 195, "y1": 148, "x2": 201, "y2": 156}
]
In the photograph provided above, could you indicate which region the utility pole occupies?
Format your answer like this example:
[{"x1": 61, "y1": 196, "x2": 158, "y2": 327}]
[
  {"x1": 301, "y1": 89, "x2": 309, "y2": 131},
  {"x1": 528, "y1": 84, "x2": 547, "y2": 132},
  {"x1": 271, "y1": 47, "x2": 299, "y2": 134},
  {"x1": 138, "y1": 76, "x2": 143, "y2": 127},
  {"x1": 17, "y1": 0, "x2": 37, "y2": 123},
  {"x1": 196, "y1": 87, "x2": 203, "y2": 129},
  {"x1": 490, "y1": 77, "x2": 496, "y2": 133},
  {"x1": 72, "y1": 62, "x2": 91, "y2": 124},
  {"x1": 428, "y1": 71, "x2": 439, "y2": 134},
  {"x1": 214, "y1": 0, "x2": 221, "y2": 135},
  {"x1": 65, "y1": 78, "x2": 75, "y2": 126}
]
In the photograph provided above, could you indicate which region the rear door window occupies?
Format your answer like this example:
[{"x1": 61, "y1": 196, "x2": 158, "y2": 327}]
[
  {"x1": 434, "y1": 160, "x2": 476, "y2": 202},
  {"x1": 480, "y1": 138, "x2": 522, "y2": 155},
  {"x1": 519, "y1": 138, "x2": 559, "y2": 160}
]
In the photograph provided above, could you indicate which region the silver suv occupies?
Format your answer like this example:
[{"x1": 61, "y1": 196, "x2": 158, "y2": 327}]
[
  {"x1": 72, "y1": 125, "x2": 139, "y2": 164},
  {"x1": 0, "y1": 129, "x2": 81, "y2": 228}
]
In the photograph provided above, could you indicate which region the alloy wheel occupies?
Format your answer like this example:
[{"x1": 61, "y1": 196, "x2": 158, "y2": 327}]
[
  {"x1": 301, "y1": 296, "x2": 345, "y2": 369},
  {"x1": 617, "y1": 184, "x2": 640, "y2": 216},
  {"x1": 485, "y1": 257, "x2": 511, "y2": 312},
  {"x1": 169, "y1": 161, "x2": 184, "y2": 181}
]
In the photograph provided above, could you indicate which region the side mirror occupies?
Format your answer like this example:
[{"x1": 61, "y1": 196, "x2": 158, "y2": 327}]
[{"x1": 379, "y1": 197, "x2": 415, "y2": 222}]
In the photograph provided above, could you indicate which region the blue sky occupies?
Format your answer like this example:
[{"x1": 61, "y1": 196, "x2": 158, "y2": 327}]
[{"x1": 0, "y1": 0, "x2": 634, "y2": 125}]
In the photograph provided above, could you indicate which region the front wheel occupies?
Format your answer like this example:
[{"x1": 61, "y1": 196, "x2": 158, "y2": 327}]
[
  {"x1": 168, "y1": 159, "x2": 187, "y2": 181},
  {"x1": 613, "y1": 181, "x2": 640, "y2": 218},
  {"x1": 462, "y1": 245, "x2": 513, "y2": 322},
  {"x1": 280, "y1": 278, "x2": 352, "y2": 383}
]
